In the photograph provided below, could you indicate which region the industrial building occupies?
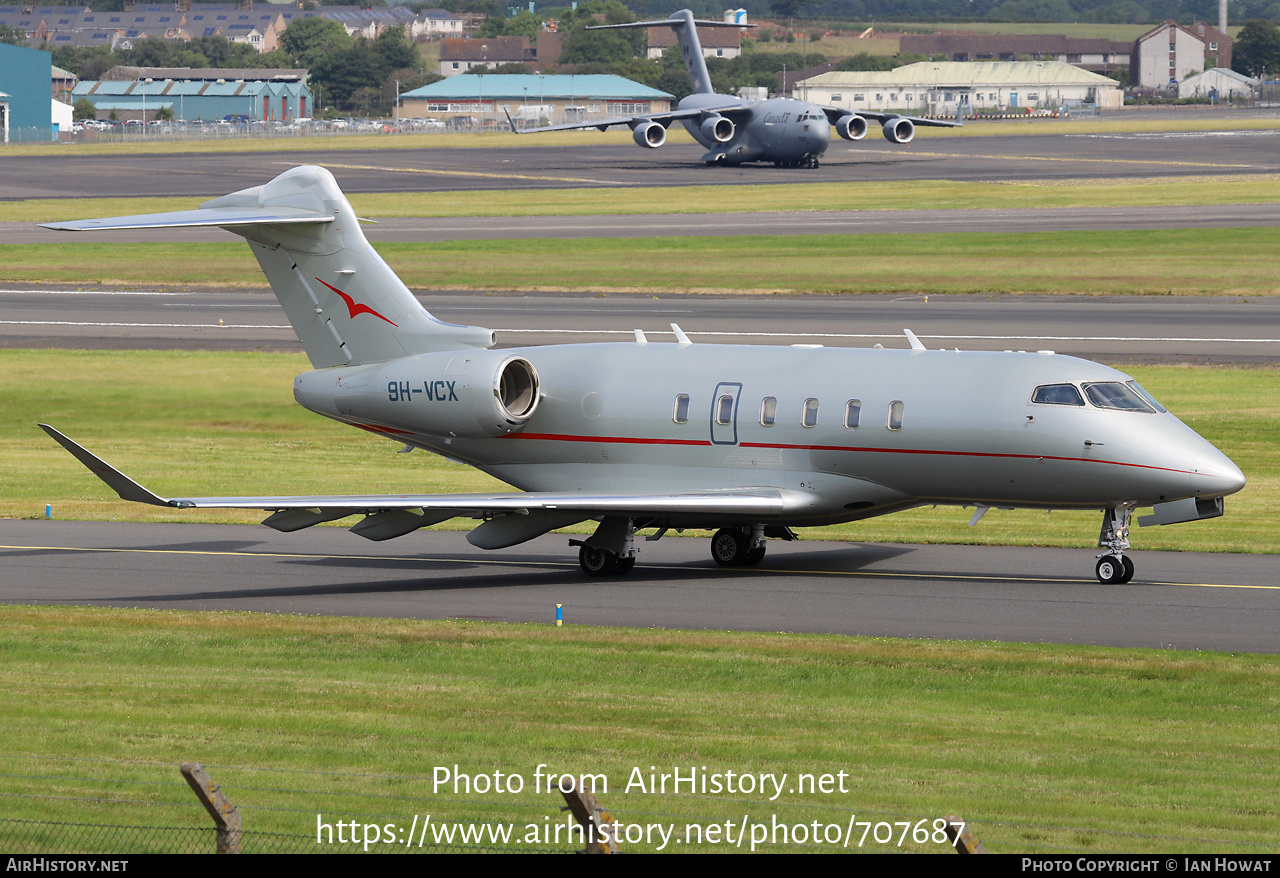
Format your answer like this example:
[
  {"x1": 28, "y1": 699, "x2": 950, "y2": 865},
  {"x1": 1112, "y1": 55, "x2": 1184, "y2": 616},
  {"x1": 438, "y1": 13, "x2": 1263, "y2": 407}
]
[
  {"x1": 0, "y1": 41, "x2": 54, "y2": 141},
  {"x1": 400, "y1": 74, "x2": 672, "y2": 127},
  {"x1": 797, "y1": 61, "x2": 1123, "y2": 115},
  {"x1": 72, "y1": 68, "x2": 313, "y2": 123}
]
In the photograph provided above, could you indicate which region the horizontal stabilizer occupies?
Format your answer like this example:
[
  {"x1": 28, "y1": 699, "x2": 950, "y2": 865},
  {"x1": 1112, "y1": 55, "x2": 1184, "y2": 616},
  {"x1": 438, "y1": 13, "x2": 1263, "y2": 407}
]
[{"x1": 41, "y1": 207, "x2": 332, "y2": 232}]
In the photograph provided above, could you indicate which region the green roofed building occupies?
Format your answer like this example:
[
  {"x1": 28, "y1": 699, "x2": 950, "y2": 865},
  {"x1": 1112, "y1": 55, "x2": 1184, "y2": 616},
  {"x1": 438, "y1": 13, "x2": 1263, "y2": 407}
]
[
  {"x1": 0, "y1": 42, "x2": 54, "y2": 142},
  {"x1": 399, "y1": 74, "x2": 673, "y2": 129}
]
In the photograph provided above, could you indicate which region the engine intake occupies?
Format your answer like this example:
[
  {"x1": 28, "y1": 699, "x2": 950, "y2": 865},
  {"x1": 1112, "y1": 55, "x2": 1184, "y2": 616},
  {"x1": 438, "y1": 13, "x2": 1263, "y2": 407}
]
[
  {"x1": 700, "y1": 114, "x2": 735, "y2": 144},
  {"x1": 882, "y1": 116, "x2": 915, "y2": 144},
  {"x1": 835, "y1": 114, "x2": 867, "y2": 141},
  {"x1": 632, "y1": 121, "x2": 667, "y2": 148},
  {"x1": 294, "y1": 351, "x2": 542, "y2": 440}
]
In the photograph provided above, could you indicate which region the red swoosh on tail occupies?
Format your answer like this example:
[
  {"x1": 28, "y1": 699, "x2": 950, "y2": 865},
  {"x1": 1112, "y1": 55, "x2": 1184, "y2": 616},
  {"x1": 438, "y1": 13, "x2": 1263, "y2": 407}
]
[{"x1": 315, "y1": 277, "x2": 398, "y2": 327}]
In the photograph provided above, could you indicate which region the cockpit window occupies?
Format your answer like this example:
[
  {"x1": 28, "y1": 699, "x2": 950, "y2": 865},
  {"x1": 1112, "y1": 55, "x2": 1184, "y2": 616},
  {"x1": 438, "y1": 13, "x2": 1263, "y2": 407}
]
[
  {"x1": 1083, "y1": 382, "x2": 1156, "y2": 413},
  {"x1": 1126, "y1": 380, "x2": 1167, "y2": 413},
  {"x1": 1032, "y1": 383, "x2": 1085, "y2": 406}
]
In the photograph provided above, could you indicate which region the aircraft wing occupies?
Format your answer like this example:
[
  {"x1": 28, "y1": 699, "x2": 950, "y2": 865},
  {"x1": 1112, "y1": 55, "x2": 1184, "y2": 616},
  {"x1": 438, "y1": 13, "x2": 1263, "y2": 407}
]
[
  {"x1": 820, "y1": 107, "x2": 963, "y2": 128},
  {"x1": 507, "y1": 103, "x2": 748, "y2": 135},
  {"x1": 40, "y1": 423, "x2": 788, "y2": 519}
]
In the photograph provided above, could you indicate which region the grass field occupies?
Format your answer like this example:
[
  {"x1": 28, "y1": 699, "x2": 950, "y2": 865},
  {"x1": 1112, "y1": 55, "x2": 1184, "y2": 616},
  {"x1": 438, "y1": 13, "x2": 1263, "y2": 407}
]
[
  {"x1": 12, "y1": 174, "x2": 1280, "y2": 223},
  {"x1": 5, "y1": 227, "x2": 1280, "y2": 296},
  {"x1": 5, "y1": 350, "x2": 1275, "y2": 554},
  {"x1": 0, "y1": 606, "x2": 1276, "y2": 853}
]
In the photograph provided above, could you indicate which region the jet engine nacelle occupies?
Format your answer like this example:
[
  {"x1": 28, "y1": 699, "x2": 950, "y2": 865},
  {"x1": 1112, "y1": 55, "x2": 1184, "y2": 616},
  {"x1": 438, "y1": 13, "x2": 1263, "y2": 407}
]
[
  {"x1": 632, "y1": 121, "x2": 667, "y2": 148},
  {"x1": 700, "y1": 114, "x2": 735, "y2": 144},
  {"x1": 882, "y1": 116, "x2": 915, "y2": 144},
  {"x1": 835, "y1": 114, "x2": 867, "y2": 141},
  {"x1": 294, "y1": 350, "x2": 541, "y2": 440}
]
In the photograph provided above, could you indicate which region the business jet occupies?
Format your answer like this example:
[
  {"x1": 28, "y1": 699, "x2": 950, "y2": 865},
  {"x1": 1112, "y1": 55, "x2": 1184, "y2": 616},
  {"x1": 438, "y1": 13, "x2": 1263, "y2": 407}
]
[
  {"x1": 508, "y1": 9, "x2": 960, "y2": 167},
  {"x1": 41, "y1": 166, "x2": 1244, "y2": 583}
]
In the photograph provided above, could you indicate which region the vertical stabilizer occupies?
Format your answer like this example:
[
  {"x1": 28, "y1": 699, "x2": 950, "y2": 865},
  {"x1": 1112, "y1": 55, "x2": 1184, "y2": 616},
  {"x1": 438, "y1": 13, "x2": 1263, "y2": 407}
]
[
  {"x1": 589, "y1": 10, "x2": 750, "y2": 97},
  {"x1": 43, "y1": 165, "x2": 495, "y2": 369},
  {"x1": 204, "y1": 166, "x2": 494, "y2": 367}
]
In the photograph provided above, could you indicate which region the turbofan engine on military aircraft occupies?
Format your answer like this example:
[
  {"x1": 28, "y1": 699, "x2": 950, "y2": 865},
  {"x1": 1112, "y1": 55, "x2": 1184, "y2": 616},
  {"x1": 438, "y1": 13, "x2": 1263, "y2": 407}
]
[{"x1": 40, "y1": 166, "x2": 1246, "y2": 583}]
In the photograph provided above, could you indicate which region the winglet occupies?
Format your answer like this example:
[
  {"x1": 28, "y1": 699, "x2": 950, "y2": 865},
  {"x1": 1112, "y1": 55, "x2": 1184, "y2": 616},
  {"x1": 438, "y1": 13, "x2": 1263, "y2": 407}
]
[
  {"x1": 503, "y1": 108, "x2": 522, "y2": 135},
  {"x1": 38, "y1": 424, "x2": 172, "y2": 507}
]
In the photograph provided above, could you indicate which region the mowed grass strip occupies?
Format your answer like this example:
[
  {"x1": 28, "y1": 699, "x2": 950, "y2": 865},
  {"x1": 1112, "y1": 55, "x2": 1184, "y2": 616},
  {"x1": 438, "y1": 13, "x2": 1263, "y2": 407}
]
[
  {"x1": 4, "y1": 227, "x2": 1280, "y2": 295},
  {"x1": 4, "y1": 350, "x2": 1275, "y2": 554},
  {"x1": 0, "y1": 606, "x2": 1276, "y2": 853},
  {"x1": 13, "y1": 174, "x2": 1280, "y2": 222}
]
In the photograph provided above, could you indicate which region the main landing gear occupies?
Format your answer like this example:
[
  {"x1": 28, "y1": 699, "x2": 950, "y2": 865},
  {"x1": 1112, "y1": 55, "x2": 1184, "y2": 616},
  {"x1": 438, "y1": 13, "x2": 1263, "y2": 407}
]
[
  {"x1": 1095, "y1": 504, "x2": 1136, "y2": 584},
  {"x1": 710, "y1": 525, "x2": 766, "y2": 567}
]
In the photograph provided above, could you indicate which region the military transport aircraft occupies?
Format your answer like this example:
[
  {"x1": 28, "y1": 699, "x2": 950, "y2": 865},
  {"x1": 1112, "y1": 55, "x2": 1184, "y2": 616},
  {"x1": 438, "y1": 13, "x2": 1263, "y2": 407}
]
[
  {"x1": 508, "y1": 9, "x2": 960, "y2": 167},
  {"x1": 41, "y1": 166, "x2": 1244, "y2": 583}
]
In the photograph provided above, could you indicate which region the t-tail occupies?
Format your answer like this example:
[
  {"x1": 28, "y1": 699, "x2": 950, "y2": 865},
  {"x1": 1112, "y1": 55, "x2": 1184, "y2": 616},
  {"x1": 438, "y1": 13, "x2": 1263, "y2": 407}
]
[
  {"x1": 42, "y1": 165, "x2": 494, "y2": 368},
  {"x1": 589, "y1": 9, "x2": 751, "y2": 97}
]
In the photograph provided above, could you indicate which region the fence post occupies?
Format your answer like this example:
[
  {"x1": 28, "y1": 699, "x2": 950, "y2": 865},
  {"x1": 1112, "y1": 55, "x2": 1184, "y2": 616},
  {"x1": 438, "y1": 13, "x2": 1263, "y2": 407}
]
[
  {"x1": 180, "y1": 762, "x2": 242, "y2": 854},
  {"x1": 945, "y1": 815, "x2": 988, "y2": 854},
  {"x1": 559, "y1": 775, "x2": 619, "y2": 854}
]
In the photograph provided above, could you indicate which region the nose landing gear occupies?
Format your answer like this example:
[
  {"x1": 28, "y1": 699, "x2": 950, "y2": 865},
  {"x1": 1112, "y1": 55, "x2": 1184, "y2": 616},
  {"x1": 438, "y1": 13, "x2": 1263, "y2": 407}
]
[{"x1": 1096, "y1": 505, "x2": 1136, "y2": 584}]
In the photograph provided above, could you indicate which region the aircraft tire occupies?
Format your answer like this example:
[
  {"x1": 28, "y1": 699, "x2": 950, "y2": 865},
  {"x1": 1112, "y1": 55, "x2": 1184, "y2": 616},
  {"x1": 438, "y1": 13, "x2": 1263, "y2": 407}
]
[
  {"x1": 615, "y1": 556, "x2": 636, "y2": 575},
  {"x1": 579, "y1": 545, "x2": 620, "y2": 577},
  {"x1": 710, "y1": 528, "x2": 749, "y2": 566},
  {"x1": 744, "y1": 544, "x2": 766, "y2": 566},
  {"x1": 1095, "y1": 555, "x2": 1125, "y2": 584},
  {"x1": 1119, "y1": 555, "x2": 1135, "y2": 583}
]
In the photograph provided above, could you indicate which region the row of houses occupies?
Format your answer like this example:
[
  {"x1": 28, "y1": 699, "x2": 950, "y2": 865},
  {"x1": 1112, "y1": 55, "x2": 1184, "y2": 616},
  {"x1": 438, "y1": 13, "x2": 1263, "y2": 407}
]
[{"x1": 0, "y1": 4, "x2": 463, "y2": 54}]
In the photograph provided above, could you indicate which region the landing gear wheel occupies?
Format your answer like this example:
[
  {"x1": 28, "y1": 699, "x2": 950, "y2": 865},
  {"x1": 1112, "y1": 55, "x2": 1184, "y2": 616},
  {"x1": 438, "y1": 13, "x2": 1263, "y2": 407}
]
[
  {"x1": 744, "y1": 544, "x2": 766, "y2": 566},
  {"x1": 579, "y1": 545, "x2": 619, "y2": 577},
  {"x1": 710, "y1": 528, "x2": 749, "y2": 566},
  {"x1": 1096, "y1": 555, "x2": 1126, "y2": 584},
  {"x1": 615, "y1": 555, "x2": 636, "y2": 575},
  {"x1": 1119, "y1": 555, "x2": 1135, "y2": 584}
]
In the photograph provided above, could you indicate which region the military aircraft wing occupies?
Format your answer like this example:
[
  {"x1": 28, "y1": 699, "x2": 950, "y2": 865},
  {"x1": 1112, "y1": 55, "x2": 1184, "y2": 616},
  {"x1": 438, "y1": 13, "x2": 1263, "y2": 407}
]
[
  {"x1": 40, "y1": 423, "x2": 788, "y2": 518},
  {"x1": 820, "y1": 107, "x2": 963, "y2": 128},
  {"x1": 506, "y1": 104, "x2": 748, "y2": 136}
]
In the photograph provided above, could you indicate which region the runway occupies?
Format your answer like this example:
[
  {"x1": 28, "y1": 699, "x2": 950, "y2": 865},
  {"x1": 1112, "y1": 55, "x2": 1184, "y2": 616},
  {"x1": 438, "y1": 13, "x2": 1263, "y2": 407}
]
[
  {"x1": 3, "y1": 287, "x2": 1277, "y2": 365},
  {"x1": 2, "y1": 521, "x2": 1276, "y2": 653},
  {"x1": 4, "y1": 123, "x2": 1280, "y2": 203}
]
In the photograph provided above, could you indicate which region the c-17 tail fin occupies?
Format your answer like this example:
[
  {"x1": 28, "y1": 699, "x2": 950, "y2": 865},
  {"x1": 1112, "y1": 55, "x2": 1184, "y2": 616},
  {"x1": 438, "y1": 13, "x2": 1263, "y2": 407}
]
[
  {"x1": 42, "y1": 165, "x2": 494, "y2": 368},
  {"x1": 588, "y1": 9, "x2": 751, "y2": 97}
]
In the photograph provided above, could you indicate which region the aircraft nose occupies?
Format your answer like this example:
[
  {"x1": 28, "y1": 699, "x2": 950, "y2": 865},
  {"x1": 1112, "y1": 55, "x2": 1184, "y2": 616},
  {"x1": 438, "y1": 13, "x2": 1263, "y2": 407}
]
[{"x1": 1191, "y1": 446, "x2": 1247, "y2": 497}]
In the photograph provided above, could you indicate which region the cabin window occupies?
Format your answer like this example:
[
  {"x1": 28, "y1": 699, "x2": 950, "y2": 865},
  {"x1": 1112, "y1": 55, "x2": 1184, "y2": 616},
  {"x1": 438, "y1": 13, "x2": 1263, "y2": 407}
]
[
  {"x1": 802, "y1": 398, "x2": 819, "y2": 428},
  {"x1": 844, "y1": 399, "x2": 861, "y2": 429},
  {"x1": 1032, "y1": 383, "x2": 1085, "y2": 406},
  {"x1": 1083, "y1": 382, "x2": 1155, "y2": 413},
  {"x1": 716, "y1": 394, "x2": 734, "y2": 425},
  {"x1": 887, "y1": 400, "x2": 904, "y2": 431},
  {"x1": 673, "y1": 393, "x2": 690, "y2": 424},
  {"x1": 760, "y1": 397, "x2": 777, "y2": 426}
]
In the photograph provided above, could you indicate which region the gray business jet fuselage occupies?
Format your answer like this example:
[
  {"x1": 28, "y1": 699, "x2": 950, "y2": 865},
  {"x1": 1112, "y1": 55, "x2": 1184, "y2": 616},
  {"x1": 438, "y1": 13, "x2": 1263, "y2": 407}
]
[{"x1": 42, "y1": 166, "x2": 1245, "y2": 584}]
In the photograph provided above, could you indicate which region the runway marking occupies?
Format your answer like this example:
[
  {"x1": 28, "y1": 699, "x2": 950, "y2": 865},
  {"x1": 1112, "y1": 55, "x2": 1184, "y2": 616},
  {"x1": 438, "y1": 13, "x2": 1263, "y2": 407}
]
[
  {"x1": 3, "y1": 544, "x2": 1275, "y2": 590},
  {"x1": 320, "y1": 162, "x2": 624, "y2": 186},
  {"x1": 0, "y1": 320, "x2": 289, "y2": 329},
  {"x1": 857, "y1": 148, "x2": 1254, "y2": 170},
  {"x1": 3, "y1": 320, "x2": 1275, "y2": 346},
  {"x1": 0, "y1": 289, "x2": 189, "y2": 296}
]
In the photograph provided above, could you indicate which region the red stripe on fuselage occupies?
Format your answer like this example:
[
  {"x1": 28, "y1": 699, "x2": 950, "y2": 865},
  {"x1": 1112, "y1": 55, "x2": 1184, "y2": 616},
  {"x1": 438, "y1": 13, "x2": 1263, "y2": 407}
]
[{"x1": 500, "y1": 432, "x2": 1199, "y2": 476}]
